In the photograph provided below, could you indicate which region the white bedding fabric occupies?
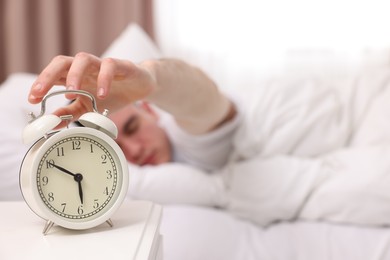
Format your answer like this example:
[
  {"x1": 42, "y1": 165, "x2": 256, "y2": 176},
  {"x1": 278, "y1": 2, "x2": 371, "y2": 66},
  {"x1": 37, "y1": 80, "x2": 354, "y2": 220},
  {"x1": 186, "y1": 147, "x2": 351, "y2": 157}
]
[
  {"x1": 2, "y1": 23, "x2": 390, "y2": 260},
  {"x1": 129, "y1": 65, "x2": 390, "y2": 228},
  {"x1": 161, "y1": 205, "x2": 390, "y2": 260}
]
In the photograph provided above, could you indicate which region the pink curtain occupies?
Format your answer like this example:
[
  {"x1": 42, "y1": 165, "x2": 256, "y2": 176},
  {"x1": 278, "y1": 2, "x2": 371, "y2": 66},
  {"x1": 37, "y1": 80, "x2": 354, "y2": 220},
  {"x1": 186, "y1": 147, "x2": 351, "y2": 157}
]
[{"x1": 0, "y1": 0, "x2": 154, "y2": 83}]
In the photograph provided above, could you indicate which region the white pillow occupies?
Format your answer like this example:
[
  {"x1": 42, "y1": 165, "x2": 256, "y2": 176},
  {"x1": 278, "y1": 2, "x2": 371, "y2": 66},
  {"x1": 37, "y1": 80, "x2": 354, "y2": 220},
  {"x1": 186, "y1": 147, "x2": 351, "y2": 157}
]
[
  {"x1": 101, "y1": 23, "x2": 161, "y2": 62},
  {"x1": 128, "y1": 163, "x2": 227, "y2": 207},
  {"x1": 0, "y1": 73, "x2": 43, "y2": 200}
]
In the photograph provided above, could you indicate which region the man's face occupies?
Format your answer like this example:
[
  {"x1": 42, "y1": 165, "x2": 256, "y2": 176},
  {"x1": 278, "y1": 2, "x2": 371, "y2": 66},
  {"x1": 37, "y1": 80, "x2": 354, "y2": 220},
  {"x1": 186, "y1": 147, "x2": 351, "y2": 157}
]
[{"x1": 109, "y1": 103, "x2": 172, "y2": 166}]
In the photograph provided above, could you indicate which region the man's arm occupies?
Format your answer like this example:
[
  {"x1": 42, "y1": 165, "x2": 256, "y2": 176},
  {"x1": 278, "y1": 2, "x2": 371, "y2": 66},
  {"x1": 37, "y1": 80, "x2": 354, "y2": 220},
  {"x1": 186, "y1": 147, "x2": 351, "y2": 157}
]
[
  {"x1": 28, "y1": 54, "x2": 236, "y2": 134},
  {"x1": 143, "y1": 58, "x2": 236, "y2": 134}
]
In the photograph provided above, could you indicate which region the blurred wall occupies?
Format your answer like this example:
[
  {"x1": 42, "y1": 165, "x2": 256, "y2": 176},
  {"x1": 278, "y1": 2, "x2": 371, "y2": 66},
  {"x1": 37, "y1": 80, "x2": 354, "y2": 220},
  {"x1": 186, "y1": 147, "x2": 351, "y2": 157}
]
[
  {"x1": 154, "y1": 0, "x2": 390, "y2": 90},
  {"x1": 0, "y1": 0, "x2": 154, "y2": 83}
]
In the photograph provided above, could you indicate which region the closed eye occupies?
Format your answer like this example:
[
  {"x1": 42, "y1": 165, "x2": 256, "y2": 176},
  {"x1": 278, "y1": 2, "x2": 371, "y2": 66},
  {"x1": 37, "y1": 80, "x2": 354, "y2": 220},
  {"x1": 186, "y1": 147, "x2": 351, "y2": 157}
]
[{"x1": 123, "y1": 115, "x2": 140, "y2": 135}]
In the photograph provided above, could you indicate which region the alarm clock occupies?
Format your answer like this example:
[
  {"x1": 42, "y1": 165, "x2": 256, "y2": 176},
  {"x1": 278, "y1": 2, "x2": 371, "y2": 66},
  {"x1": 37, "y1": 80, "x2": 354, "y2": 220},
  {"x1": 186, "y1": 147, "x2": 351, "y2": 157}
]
[{"x1": 19, "y1": 90, "x2": 129, "y2": 235}]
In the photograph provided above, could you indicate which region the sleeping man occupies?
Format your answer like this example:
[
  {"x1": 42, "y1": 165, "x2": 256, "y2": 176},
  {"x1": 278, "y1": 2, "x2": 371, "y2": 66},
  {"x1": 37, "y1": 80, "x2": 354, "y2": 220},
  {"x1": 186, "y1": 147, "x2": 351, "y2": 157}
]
[
  {"x1": 28, "y1": 52, "x2": 390, "y2": 227},
  {"x1": 29, "y1": 53, "x2": 240, "y2": 172}
]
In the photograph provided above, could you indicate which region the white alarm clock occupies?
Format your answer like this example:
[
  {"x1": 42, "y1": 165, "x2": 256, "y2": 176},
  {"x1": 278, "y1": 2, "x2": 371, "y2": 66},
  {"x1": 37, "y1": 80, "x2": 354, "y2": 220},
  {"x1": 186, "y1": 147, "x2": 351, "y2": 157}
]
[{"x1": 20, "y1": 90, "x2": 129, "y2": 235}]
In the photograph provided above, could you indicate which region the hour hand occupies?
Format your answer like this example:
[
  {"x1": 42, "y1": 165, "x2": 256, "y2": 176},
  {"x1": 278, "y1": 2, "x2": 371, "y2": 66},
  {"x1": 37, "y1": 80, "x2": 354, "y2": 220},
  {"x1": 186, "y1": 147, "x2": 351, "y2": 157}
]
[{"x1": 49, "y1": 162, "x2": 76, "y2": 177}]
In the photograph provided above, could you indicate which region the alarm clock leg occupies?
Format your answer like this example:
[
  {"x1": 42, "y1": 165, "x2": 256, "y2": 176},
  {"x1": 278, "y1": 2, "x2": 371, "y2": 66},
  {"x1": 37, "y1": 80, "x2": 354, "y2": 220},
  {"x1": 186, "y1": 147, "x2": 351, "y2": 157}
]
[
  {"x1": 43, "y1": 220, "x2": 55, "y2": 235},
  {"x1": 106, "y1": 219, "x2": 113, "y2": 227}
]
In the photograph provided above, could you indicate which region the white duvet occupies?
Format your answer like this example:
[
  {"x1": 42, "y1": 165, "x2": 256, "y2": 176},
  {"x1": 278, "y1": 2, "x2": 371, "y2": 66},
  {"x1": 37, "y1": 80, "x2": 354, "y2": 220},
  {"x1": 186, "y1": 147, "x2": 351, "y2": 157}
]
[{"x1": 128, "y1": 65, "x2": 390, "y2": 227}]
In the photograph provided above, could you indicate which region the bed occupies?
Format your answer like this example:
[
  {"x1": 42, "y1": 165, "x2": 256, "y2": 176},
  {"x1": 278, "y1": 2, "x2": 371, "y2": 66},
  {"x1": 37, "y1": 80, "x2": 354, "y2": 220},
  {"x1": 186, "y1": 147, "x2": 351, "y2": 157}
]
[{"x1": 2, "y1": 23, "x2": 390, "y2": 260}]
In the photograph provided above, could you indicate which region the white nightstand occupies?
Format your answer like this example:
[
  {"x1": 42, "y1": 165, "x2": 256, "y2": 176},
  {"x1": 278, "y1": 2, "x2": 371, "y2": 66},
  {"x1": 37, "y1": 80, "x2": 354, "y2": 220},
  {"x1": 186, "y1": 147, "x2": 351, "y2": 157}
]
[{"x1": 0, "y1": 200, "x2": 163, "y2": 260}]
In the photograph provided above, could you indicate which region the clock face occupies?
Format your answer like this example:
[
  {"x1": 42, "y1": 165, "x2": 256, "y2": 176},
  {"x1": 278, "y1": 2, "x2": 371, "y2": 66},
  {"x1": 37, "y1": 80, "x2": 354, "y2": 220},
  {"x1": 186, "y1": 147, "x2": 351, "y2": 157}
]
[{"x1": 36, "y1": 132, "x2": 122, "y2": 222}]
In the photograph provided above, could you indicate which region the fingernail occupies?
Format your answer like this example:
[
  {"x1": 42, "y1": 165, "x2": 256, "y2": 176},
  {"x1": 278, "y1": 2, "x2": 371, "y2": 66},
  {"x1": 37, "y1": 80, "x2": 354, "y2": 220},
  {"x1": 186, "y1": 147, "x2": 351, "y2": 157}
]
[
  {"x1": 98, "y1": 88, "x2": 105, "y2": 97},
  {"x1": 67, "y1": 85, "x2": 74, "y2": 90},
  {"x1": 29, "y1": 94, "x2": 38, "y2": 101}
]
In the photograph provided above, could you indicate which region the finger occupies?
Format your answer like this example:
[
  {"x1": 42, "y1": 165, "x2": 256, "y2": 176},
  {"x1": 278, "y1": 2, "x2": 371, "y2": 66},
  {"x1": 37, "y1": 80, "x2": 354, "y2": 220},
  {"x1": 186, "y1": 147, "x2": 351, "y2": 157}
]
[
  {"x1": 65, "y1": 52, "x2": 101, "y2": 99},
  {"x1": 97, "y1": 58, "x2": 117, "y2": 99},
  {"x1": 53, "y1": 104, "x2": 83, "y2": 122},
  {"x1": 29, "y1": 56, "x2": 73, "y2": 103},
  {"x1": 52, "y1": 97, "x2": 93, "y2": 128},
  {"x1": 97, "y1": 58, "x2": 138, "y2": 99}
]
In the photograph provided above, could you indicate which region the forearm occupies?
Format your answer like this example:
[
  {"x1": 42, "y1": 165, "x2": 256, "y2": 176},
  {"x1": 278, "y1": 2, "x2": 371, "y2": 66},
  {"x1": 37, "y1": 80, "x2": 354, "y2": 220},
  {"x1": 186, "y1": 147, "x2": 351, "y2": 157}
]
[{"x1": 142, "y1": 58, "x2": 234, "y2": 134}]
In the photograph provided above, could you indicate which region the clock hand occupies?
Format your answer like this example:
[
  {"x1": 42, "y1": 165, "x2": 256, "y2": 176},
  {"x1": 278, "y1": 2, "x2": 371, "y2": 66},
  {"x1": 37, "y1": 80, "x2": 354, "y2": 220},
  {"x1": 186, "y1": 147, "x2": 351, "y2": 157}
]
[
  {"x1": 49, "y1": 162, "x2": 76, "y2": 177},
  {"x1": 49, "y1": 162, "x2": 84, "y2": 204},
  {"x1": 75, "y1": 174, "x2": 84, "y2": 204}
]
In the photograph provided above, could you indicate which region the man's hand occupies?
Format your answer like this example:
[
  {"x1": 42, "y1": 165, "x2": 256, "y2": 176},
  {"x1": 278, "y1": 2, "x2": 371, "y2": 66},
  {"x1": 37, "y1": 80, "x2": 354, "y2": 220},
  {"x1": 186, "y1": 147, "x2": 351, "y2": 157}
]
[{"x1": 28, "y1": 52, "x2": 156, "y2": 120}]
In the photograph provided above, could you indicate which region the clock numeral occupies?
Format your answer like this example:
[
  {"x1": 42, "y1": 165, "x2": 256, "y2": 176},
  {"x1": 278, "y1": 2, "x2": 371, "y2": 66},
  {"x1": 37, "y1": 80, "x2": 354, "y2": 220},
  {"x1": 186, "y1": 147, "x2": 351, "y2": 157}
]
[
  {"x1": 48, "y1": 192, "x2": 55, "y2": 202},
  {"x1": 93, "y1": 199, "x2": 99, "y2": 209},
  {"x1": 101, "y1": 154, "x2": 107, "y2": 164},
  {"x1": 78, "y1": 205, "x2": 84, "y2": 215},
  {"x1": 61, "y1": 203, "x2": 67, "y2": 213},
  {"x1": 103, "y1": 186, "x2": 109, "y2": 196},
  {"x1": 42, "y1": 176, "x2": 49, "y2": 186},
  {"x1": 106, "y1": 170, "x2": 113, "y2": 179},
  {"x1": 56, "y1": 147, "x2": 65, "y2": 157},
  {"x1": 90, "y1": 144, "x2": 94, "y2": 153},
  {"x1": 72, "y1": 140, "x2": 81, "y2": 150},
  {"x1": 46, "y1": 159, "x2": 55, "y2": 169}
]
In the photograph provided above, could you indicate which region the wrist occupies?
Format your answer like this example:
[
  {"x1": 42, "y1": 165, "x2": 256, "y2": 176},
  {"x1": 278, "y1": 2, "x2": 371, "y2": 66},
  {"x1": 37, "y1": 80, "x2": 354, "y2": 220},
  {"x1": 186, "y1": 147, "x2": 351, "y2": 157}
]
[{"x1": 210, "y1": 100, "x2": 237, "y2": 131}]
